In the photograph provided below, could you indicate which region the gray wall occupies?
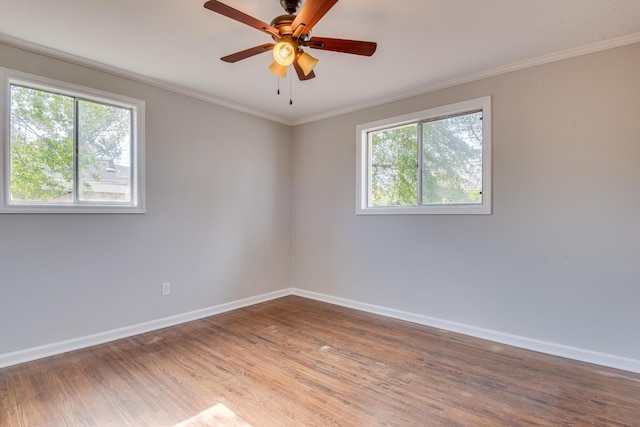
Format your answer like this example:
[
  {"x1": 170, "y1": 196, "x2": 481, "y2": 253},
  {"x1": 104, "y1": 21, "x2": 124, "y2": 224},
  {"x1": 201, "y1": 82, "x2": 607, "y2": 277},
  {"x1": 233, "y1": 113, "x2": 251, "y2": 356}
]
[
  {"x1": 291, "y1": 43, "x2": 640, "y2": 360},
  {"x1": 0, "y1": 43, "x2": 292, "y2": 354}
]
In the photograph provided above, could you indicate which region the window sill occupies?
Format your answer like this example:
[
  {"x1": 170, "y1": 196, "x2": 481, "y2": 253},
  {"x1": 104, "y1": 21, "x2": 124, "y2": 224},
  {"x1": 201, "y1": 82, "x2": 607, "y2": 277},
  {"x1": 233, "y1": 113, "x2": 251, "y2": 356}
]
[
  {"x1": 356, "y1": 204, "x2": 491, "y2": 215},
  {"x1": 0, "y1": 204, "x2": 145, "y2": 214}
]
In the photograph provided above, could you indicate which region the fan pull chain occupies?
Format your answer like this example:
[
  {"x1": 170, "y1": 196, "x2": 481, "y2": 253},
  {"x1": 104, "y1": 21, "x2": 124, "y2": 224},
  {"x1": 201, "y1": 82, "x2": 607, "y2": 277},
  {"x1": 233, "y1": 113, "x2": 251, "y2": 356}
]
[
  {"x1": 277, "y1": 75, "x2": 280, "y2": 95},
  {"x1": 289, "y1": 68, "x2": 293, "y2": 105}
]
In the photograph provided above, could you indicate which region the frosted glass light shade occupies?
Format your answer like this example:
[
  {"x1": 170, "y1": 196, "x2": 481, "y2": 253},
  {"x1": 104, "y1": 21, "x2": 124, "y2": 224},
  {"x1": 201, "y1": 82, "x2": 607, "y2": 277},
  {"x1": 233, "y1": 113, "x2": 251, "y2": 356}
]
[
  {"x1": 269, "y1": 61, "x2": 287, "y2": 78},
  {"x1": 297, "y1": 52, "x2": 318, "y2": 76}
]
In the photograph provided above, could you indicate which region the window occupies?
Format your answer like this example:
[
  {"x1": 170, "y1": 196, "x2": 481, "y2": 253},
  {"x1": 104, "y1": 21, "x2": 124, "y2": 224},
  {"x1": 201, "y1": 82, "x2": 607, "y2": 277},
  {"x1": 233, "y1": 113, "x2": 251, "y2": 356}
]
[
  {"x1": 1, "y1": 68, "x2": 145, "y2": 213},
  {"x1": 356, "y1": 97, "x2": 491, "y2": 215}
]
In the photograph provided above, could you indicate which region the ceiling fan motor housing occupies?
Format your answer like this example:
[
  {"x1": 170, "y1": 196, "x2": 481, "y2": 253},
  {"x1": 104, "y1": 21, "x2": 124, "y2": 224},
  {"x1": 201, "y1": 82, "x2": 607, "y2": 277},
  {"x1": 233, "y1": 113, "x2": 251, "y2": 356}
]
[{"x1": 270, "y1": 14, "x2": 295, "y2": 36}]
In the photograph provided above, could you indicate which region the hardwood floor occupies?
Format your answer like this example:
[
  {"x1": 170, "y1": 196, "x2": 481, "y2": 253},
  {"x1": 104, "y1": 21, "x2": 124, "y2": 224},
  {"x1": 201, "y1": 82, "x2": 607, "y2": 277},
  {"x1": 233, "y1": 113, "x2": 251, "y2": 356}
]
[{"x1": 1, "y1": 296, "x2": 639, "y2": 426}]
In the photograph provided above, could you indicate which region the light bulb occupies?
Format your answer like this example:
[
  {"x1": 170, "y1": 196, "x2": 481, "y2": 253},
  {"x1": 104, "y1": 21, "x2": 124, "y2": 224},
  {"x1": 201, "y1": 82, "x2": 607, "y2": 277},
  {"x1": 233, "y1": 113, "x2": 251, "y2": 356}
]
[{"x1": 273, "y1": 40, "x2": 296, "y2": 67}]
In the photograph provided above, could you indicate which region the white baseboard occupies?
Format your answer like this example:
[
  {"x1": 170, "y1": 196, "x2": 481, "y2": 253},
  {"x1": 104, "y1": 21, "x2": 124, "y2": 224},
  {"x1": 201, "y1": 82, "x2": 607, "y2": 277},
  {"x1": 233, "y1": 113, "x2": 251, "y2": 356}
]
[
  {"x1": 292, "y1": 288, "x2": 640, "y2": 374},
  {"x1": 0, "y1": 288, "x2": 291, "y2": 369},
  {"x1": 3, "y1": 287, "x2": 639, "y2": 375}
]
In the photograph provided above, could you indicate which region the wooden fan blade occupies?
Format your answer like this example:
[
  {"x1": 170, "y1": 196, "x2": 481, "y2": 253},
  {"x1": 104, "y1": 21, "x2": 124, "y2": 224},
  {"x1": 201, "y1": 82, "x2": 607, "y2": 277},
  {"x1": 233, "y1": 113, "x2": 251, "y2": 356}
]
[
  {"x1": 221, "y1": 43, "x2": 275, "y2": 63},
  {"x1": 291, "y1": 0, "x2": 339, "y2": 35},
  {"x1": 304, "y1": 37, "x2": 377, "y2": 56},
  {"x1": 293, "y1": 61, "x2": 316, "y2": 81},
  {"x1": 204, "y1": 1, "x2": 279, "y2": 36}
]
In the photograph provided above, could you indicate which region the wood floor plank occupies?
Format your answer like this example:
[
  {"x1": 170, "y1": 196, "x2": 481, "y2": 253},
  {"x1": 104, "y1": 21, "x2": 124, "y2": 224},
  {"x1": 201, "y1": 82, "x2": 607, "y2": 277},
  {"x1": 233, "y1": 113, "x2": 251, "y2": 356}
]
[{"x1": 1, "y1": 296, "x2": 639, "y2": 426}]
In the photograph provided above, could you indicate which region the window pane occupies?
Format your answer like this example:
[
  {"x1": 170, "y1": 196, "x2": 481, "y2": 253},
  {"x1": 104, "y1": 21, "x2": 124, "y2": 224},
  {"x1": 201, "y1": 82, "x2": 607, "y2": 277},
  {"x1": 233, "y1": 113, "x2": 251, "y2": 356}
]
[
  {"x1": 9, "y1": 86, "x2": 74, "y2": 203},
  {"x1": 78, "y1": 100, "x2": 132, "y2": 202},
  {"x1": 422, "y1": 111, "x2": 483, "y2": 205},
  {"x1": 368, "y1": 124, "x2": 418, "y2": 207}
]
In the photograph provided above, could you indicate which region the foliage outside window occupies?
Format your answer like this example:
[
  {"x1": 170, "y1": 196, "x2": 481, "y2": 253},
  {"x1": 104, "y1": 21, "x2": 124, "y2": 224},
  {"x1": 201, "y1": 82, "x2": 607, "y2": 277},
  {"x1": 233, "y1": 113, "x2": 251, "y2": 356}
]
[
  {"x1": 356, "y1": 97, "x2": 491, "y2": 214},
  {"x1": 1, "y1": 69, "x2": 145, "y2": 213}
]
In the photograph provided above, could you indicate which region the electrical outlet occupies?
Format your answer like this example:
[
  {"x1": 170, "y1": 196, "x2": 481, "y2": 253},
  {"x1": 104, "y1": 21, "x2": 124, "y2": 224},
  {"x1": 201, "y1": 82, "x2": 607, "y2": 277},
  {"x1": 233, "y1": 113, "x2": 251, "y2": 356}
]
[{"x1": 161, "y1": 282, "x2": 171, "y2": 296}]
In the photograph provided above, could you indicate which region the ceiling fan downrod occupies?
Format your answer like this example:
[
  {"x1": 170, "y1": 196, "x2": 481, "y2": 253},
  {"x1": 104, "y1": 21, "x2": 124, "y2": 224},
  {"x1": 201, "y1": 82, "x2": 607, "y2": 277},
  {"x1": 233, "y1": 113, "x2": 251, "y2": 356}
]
[{"x1": 280, "y1": 0, "x2": 302, "y2": 14}]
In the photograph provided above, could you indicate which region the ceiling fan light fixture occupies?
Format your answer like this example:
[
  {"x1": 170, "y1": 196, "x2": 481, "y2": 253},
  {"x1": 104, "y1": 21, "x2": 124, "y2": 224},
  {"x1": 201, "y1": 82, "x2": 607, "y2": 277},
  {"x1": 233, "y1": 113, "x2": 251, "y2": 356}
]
[
  {"x1": 297, "y1": 51, "x2": 318, "y2": 76},
  {"x1": 273, "y1": 39, "x2": 297, "y2": 66},
  {"x1": 269, "y1": 61, "x2": 288, "y2": 78}
]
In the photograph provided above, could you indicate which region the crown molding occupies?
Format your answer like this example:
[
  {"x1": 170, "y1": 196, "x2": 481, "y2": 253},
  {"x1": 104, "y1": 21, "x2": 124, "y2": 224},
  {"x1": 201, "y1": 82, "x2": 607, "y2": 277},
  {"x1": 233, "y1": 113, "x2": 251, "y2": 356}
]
[
  {"x1": 2, "y1": 31, "x2": 639, "y2": 127},
  {"x1": 291, "y1": 32, "x2": 640, "y2": 126},
  {"x1": 0, "y1": 33, "x2": 294, "y2": 126}
]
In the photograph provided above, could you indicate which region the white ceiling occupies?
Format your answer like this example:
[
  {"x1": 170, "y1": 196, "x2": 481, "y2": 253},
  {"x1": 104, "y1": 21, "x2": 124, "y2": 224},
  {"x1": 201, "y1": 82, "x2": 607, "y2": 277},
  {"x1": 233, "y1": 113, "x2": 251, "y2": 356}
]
[{"x1": 1, "y1": 0, "x2": 640, "y2": 125}]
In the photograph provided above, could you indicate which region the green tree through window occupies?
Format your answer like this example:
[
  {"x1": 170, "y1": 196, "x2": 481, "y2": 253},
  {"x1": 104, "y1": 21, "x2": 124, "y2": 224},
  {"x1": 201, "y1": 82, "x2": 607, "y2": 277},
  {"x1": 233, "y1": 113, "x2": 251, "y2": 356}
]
[
  {"x1": 368, "y1": 111, "x2": 483, "y2": 207},
  {"x1": 10, "y1": 86, "x2": 74, "y2": 201},
  {"x1": 370, "y1": 124, "x2": 418, "y2": 206},
  {"x1": 359, "y1": 97, "x2": 491, "y2": 214},
  {"x1": 422, "y1": 111, "x2": 483, "y2": 204}
]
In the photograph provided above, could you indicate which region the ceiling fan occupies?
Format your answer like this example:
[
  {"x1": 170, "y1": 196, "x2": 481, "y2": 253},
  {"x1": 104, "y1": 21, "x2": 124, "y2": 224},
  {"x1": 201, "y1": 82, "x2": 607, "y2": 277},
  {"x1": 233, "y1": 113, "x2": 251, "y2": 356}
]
[{"x1": 203, "y1": 0, "x2": 377, "y2": 80}]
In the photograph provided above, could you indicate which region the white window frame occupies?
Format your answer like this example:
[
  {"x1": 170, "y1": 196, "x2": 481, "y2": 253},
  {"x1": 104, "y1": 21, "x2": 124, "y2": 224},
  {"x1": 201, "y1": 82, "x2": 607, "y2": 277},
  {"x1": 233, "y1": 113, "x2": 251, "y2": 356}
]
[
  {"x1": 0, "y1": 68, "x2": 145, "y2": 214},
  {"x1": 356, "y1": 96, "x2": 492, "y2": 215}
]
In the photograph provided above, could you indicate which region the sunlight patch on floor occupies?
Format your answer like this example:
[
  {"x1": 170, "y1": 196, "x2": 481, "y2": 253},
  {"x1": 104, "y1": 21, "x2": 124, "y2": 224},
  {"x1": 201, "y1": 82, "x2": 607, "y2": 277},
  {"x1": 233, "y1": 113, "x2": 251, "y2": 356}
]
[{"x1": 174, "y1": 403, "x2": 253, "y2": 427}]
